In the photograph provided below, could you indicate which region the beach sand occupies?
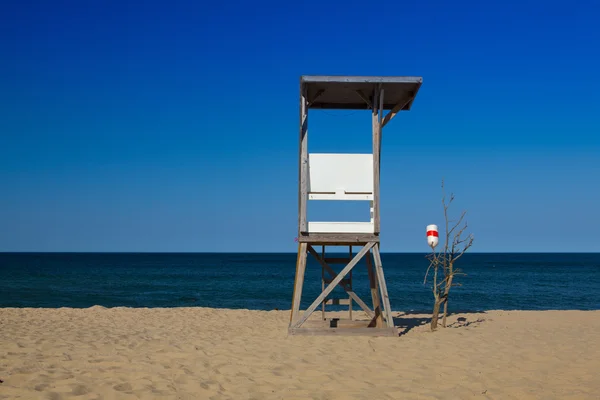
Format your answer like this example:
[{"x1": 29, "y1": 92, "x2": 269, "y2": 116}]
[{"x1": 1, "y1": 307, "x2": 598, "y2": 399}]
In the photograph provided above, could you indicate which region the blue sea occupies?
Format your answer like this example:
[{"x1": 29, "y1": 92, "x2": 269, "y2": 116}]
[{"x1": 1, "y1": 253, "x2": 599, "y2": 311}]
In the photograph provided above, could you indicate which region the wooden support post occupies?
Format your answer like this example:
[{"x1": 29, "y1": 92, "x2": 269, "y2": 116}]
[
  {"x1": 372, "y1": 86, "x2": 382, "y2": 233},
  {"x1": 298, "y1": 82, "x2": 308, "y2": 234},
  {"x1": 372, "y1": 243, "x2": 394, "y2": 328},
  {"x1": 348, "y1": 270, "x2": 353, "y2": 320},
  {"x1": 290, "y1": 243, "x2": 308, "y2": 326},
  {"x1": 348, "y1": 246, "x2": 353, "y2": 320},
  {"x1": 378, "y1": 86, "x2": 384, "y2": 170},
  {"x1": 321, "y1": 245, "x2": 325, "y2": 320},
  {"x1": 366, "y1": 249, "x2": 383, "y2": 328},
  {"x1": 378, "y1": 86, "x2": 384, "y2": 126},
  {"x1": 307, "y1": 245, "x2": 374, "y2": 319},
  {"x1": 293, "y1": 242, "x2": 375, "y2": 329}
]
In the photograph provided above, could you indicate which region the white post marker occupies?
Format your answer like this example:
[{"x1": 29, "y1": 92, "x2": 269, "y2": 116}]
[{"x1": 426, "y1": 224, "x2": 439, "y2": 248}]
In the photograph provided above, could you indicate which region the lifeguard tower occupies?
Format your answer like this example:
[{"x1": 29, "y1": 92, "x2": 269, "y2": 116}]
[{"x1": 289, "y1": 75, "x2": 422, "y2": 336}]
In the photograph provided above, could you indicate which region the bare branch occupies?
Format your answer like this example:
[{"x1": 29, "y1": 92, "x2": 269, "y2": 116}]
[
  {"x1": 453, "y1": 234, "x2": 474, "y2": 263},
  {"x1": 423, "y1": 250, "x2": 442, "y2": 285},
  {"x1": 424, "y1": 261, "x2": 434, "y2": 285},
  {"x1": 448, "y1": 210, "x2": 467, "y2": 237}
]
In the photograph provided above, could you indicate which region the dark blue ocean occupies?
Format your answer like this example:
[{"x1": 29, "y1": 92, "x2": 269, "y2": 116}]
[{"x1": 1, "y1": 253, "x2": 599, "y2": 311}]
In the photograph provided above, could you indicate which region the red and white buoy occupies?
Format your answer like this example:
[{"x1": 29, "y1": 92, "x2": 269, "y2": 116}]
[{"x1": 426, "y1": 224, "x2": 439, "y2": 248}]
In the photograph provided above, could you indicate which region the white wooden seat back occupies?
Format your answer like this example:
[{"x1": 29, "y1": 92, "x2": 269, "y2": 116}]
[
  {"x1": 308, "y1": 153, "x2": 373, "y2": 200},
  {"x1": 307, "y1": 153, "x2": 374, "y2": 233}
]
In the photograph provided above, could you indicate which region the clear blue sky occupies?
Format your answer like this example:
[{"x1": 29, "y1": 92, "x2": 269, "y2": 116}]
[{"x1": 1, "y1": 0, "x2": 598, "y2": 252}]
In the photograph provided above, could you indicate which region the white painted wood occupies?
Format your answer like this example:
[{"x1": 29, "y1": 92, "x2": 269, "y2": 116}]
[
  {"x1": 308, "y1": 221, "x2": 374, "y2": 234},
  {"x1": 308, "y1": 153, "x2": 373, "y2": 200},
  {"x1": 308, "y1": 193, "x2": 373, "y2": 201}
]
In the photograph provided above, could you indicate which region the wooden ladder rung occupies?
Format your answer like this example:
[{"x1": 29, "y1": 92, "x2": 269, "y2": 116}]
[
  {"x1": 325, "y1": 298, "x2": 351, "y2": 306},
  {"x1": 323, "y1": 277, "x2": 352, "y2": 285},
  {"x1": 324, "y1": 257, "x2": 352, "y2": 264}
]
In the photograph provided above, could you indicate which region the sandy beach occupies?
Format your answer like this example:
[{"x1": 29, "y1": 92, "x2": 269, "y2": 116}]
[{"x1": 1, "y1": 307, "x2": 598, "y2": 399}]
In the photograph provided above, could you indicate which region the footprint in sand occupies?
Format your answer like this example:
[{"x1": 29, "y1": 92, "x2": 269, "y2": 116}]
[
  {"x1": 71, "y1": 384, "x2": 90, "y2": 396},
  {"x1": 114, "y1": 382, "x2": 133, "y2": 392}
]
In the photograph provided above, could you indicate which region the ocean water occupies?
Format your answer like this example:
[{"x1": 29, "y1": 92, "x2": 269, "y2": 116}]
[{"x1": 0, "y1": 252, "x2": 599, "y2": 312}]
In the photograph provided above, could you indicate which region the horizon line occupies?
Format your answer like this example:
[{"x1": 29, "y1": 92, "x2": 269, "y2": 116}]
[{"x1": 1, "y1": 251, "x2": 599, "y2": 254}]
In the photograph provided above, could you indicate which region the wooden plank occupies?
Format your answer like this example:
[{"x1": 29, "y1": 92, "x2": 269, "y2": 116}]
[
  {"x1": 323, "y1": 257, "x2": 351, "y2": 264},
  {"x1": 301, "y1": 75, "x2": 423, "y2": 84},
  {"x1": 349, "y1": 293, "x2": 353, "y2": 319},
  {"x1": 349, "y1": 243, "x2": 354, "y2": 320},
  {"x1": 325, "y1": 298, "x2": 351, "y2": 306},
  {"x1": 372, "y1": 86, "x2": 381, "y2": 234},
  {"x1": 308, "y1": 193, "x2": 373, "y2": 200},
  {"x1": 298, "y1": 82, "x2": 308, "y2": 234},
  {"x1": 348, "y1": 267, "x2": 353, "y2": 320},
  {"x1": 379, "y1": 87, "x2": 384, "y2": 127},
  {"x1": 366, "y1": 249, "x2": 383, "y2": 328},
  {"x1": 378, "y1": 87, "x2": 384, "y2": 165},
  {"x1": 308, "y1": 221, "x2": 374, "y2": 234},
  {"x1": 381, "y1": 97, "x2": 412, "y2": 128},
  {"x1": 373, "y1": 243, "x2": 394, "y2": 328},
  {"x1": 290, "y1": 243, "x2": 308, "y2": 325},
  {"x1": 302, "y1": 318, "x2": 369, "y2": 329},
  {"x1": 289, "y1": 327, "x2": 397, "y2": 337},
  {"x1": 321, "y1": 248, "x2": 327, "y2": 321},
  {"x1": 307, "y1": 153, "x2": 373, "y2": 198},
  {"x1": 376, "y1": 87, "x2": 384, "y2": 234},
  {"x1": 323, "y1": 277, "x2": 352, "y2": 285},
  {"x1": 298, "y1": 233, "x2": 379, "y2": 244},
  {"x1": 307, "y1": 245, "x2": 374, "y2": 318},
  {"x1": 321, "y1": 250, "x2": 326, "y2": 320},
  {"x1": 293, "y1": 242, "x2": 375, "y2": 328}
]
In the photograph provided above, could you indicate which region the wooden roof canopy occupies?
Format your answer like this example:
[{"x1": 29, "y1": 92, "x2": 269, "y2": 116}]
[{"x1": 301, "y1": 75, "x2": 423, "y2": 111}]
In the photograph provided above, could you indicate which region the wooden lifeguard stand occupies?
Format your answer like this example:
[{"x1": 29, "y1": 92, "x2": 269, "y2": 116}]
[{"x1": 289, "y1": 75, "x2": 422, "y2": 336}]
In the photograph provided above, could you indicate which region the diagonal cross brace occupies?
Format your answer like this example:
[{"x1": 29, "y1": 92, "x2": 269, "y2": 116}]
[
  {"x1": 308, "y1": 89, "x2": 326, "y2": 107},
  {"x1": 381, "y1": 97, "x2": 413, "y2": 128},
  {"x1": 307, "y1": 245, "x2": 374, "y2": 319},
  {"x1": 293, "y1": 242, "x2": 375, "y2": 329},
  {"x1": 355, "y1": 90, "x2": 372, "y2": 109}
]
